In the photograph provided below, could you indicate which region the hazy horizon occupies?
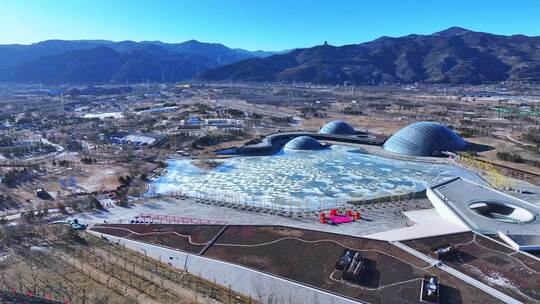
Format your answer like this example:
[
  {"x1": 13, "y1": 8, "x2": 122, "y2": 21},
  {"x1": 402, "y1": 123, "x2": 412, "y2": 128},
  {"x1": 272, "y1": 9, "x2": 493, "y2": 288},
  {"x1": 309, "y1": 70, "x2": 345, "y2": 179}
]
[
  {"x1": 1, "y1": 25, "x2": 539, "y2": 53},
  {"x1": 2, "y1": 0, "x2": 540, "y2": 51}
]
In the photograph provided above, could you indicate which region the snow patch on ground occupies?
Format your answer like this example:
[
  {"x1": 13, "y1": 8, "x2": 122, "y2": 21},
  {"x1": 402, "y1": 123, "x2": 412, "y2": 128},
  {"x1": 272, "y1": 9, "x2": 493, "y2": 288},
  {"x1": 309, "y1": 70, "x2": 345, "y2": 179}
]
[
  {"x1": 30, "y1": 246, "x2": 51, "y2": 253},
  {"x1": 0, "y1": 252, "x2": 13, "y2": 263},
  {"x1": 149, "y1": 145, "x2": 483, "y2": 209}
]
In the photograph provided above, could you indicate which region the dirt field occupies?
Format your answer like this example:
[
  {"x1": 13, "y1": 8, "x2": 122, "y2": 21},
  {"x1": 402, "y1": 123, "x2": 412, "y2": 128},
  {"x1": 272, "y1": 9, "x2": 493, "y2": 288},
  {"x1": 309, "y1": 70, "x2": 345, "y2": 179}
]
[
  {"x1": 0, "y1": 225, "x2": 227, "y2": 304},
  {"x1": 467, "y1": 136, "x2": 540, "y2": 176},
  {"x1": 403, "y1": 232, "x2": 540, "y2": 303},
  {"x1": 92, "y1": 224, "x2": 502, "y2": 304},
  {"x1": 0, "y1": 151, "x2": 161, "y2": 216},
  {"x1": 0, "y1": 156, "x2": 130, "y2": 211},
  {"x1": 299, "y1": 115, "x2": 407, "y2": 136},
  {"x1": 0, "y1": 227, "x2": 133, "y2": 304},
  {"x1": 55, "y1": 153, "x2": 131, "y2": 192},
  {"x1": 91, "y1": 224, "x2": 226, "y2": 254}
]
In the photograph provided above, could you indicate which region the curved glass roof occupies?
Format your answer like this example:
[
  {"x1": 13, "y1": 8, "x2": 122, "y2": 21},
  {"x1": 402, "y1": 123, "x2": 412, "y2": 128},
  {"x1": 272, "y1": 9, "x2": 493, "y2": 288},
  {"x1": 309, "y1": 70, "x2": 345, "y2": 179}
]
[
  {"x1": 319, "y1": 120, "x2": 357, "y2": 135},
  {"x1": 284, "y1": 136, "x2": 324, "y2": 150},
  {"x1": 383, "y1": 122, "x2": 466, "y2": 156}
]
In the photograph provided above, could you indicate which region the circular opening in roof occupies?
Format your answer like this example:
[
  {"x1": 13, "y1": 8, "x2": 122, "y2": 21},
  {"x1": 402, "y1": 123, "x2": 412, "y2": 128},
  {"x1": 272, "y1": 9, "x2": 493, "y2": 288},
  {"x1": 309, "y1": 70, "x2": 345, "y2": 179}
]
[{"x1": 468, "y1": 201, "x2": 535, "y2": 224}]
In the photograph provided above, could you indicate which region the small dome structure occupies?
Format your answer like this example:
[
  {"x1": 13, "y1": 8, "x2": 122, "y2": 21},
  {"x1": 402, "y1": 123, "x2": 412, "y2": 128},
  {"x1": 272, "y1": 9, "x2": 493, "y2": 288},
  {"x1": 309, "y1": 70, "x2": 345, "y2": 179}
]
[
  {"x1": 284, "y1": 136, "x2": 325, "y2": 150},
  {"x1": 383, "y1": 122, "x2": 466, "y2": 156},
  {"x1": 319, "y1": 120, "x2": 356, "y2": 135}
]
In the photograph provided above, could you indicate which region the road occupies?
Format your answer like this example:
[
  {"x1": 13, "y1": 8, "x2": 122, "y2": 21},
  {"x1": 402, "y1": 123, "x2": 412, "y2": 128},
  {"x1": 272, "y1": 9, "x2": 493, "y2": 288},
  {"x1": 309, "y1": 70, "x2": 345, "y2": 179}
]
[{"x1": 505, "y1": 134, "x2": 537, "y2": 147}]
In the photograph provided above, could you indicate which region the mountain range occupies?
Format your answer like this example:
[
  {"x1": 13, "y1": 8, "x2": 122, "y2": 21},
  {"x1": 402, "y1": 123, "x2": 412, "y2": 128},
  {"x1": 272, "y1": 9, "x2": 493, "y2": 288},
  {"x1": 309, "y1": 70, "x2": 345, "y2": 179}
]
[
  {"x1": 200, "y1": 27, "x2": 540, "y2": 85},
  {"x1": 0, "y1": 39, "x2": 278, "y2": 83},
  {"x1": 1, "y1": 27, "x2": 539, "y2": 85}
]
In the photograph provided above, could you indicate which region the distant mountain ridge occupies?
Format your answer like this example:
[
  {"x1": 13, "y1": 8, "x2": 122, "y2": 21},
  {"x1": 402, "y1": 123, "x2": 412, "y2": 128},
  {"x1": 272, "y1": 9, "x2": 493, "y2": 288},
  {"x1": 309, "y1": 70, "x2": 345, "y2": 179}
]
[
  {"x1": 1, "y1": 28, "x2": 539, "y2": 85},
  {"x1": 1, "y1": 45, "x2": 217, "y2": 84},
  {"x1": 0, "y1": 39, "x2": 277, "y2": 68},
  {"x1": 200, "y1": 27, "x2": 540, "y2": 85},
  {"x1": 0, "y1": 39, "x2": 279, "y2": 83}
]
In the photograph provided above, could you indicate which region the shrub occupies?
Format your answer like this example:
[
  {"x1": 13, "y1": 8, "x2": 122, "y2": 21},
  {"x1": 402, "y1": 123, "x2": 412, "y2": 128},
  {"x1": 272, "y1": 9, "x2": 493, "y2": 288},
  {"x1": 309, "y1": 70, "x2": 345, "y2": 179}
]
[
  {"x1": 496, "y1": 151, "x2": 524, "y2": 163},
  {"x1": 523, "y1": 127, "x2": 540, "y2": 144}
]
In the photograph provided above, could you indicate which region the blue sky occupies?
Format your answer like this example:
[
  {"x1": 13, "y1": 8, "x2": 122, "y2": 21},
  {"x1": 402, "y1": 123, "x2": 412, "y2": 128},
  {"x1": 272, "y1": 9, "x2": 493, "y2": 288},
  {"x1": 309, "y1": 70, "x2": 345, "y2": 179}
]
[{"x1": 2, "y1": 0, "x2": 539, "y2": 51}]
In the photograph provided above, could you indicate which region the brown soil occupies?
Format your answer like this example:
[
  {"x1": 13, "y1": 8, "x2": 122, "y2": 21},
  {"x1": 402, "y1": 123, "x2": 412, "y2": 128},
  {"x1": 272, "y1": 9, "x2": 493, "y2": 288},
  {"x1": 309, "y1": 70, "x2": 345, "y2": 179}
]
[
  {"x1": 94, "y1": 224, "x2": 503, "y2": 304},
  {"x1": 300, "y1": 115, "x2": 408, "y2": 136},
  {"x1": 91, "y1": 224, "x2": 225, "y2": 254},
  {"x1": 404, "y1": 232, "x2": 540, "y2": 303},
  {"x1": 467, "y1": 137, "x2": 540, "y2": 176}
]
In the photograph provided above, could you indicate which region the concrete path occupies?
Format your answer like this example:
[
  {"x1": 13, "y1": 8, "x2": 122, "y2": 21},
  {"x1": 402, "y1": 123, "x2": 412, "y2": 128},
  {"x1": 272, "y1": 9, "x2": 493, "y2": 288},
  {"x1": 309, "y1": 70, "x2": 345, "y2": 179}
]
[
  {"x1": 365, "y1": 208, "x2": 470, "y2": 241},
  {"x1": 72, "y1": 196, "x2": 429, "y2": 238}
]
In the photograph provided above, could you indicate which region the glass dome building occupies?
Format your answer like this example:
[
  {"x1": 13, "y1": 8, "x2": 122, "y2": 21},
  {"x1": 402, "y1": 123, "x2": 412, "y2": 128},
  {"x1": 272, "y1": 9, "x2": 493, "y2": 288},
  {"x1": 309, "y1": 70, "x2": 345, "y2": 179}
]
[
  {"x1": 319, "y1": 120, "x2": 357, "y2": 135},
  {"x1": 284, "y1": 136, "x2": 326, "y2": 150},
  {"x1": 383, "y1": 122, "x2": 466, "y2": 156}
]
